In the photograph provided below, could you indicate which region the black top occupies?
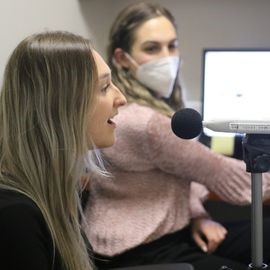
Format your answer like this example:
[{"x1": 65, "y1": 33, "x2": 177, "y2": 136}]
[{"x1": 0, "y1": 189, "x2": 62, "y2": 270}]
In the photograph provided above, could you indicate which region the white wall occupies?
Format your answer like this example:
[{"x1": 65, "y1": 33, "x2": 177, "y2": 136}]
[
  {"x1": 1, "y1": 0, "x2": 270, "y2": 108},
  {"x1": 0, "y1": 0, "x2": 93, "y2": 85}
]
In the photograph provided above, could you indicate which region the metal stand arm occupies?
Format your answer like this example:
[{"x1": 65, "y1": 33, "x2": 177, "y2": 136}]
[{"x1": 250, "y1": 173, "x2": 264, "y2": 269}]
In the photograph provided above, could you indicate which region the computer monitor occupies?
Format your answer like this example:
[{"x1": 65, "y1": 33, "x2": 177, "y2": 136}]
[{"x1": 201, "y1": 48, "x2": 270, "y2": 137}]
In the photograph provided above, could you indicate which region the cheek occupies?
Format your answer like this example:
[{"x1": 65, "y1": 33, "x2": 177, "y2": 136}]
[
  {"x1": 134, "y1": 53, "x2": 154, "y2": 65},
  {"x1": 131, "y1": 47, "x2": 154, "y2": 65},
  {"x1": 86, "y1": 122, "x2": 95, "y2": 147},
  {"x1": 171, "y1": 50, "x2": 180, "y2": 57},
  {"x1": 86, "y1": 111, "x2": 99, "y2": 143},
  {"x1": 86, "y1": 103, "x2": 109, "y2": 144}
]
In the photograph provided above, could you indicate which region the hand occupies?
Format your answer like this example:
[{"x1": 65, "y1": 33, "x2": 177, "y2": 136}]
[{"x1": 191, "y1": 217, "x2": 227, "y2": 254}]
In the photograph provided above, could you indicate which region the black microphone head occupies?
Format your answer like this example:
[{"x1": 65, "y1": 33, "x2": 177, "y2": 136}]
[{"x1": 171, "y1": 108, "x2": 203, "y2": 139}]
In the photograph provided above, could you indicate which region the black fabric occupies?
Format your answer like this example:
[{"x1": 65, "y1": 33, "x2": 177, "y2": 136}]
[
  {"x1": 0, "y1": 189, "x2": 63, "y2": 270},
  {"x1": 94, "y1": 219, "x2": 270, "y2": 270},
  {"x1": 112, "y1": 263, "x2": 194, "y2": 270}
]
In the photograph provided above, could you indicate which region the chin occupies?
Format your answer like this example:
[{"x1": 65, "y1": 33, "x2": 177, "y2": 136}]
[{"x1": 96, "y1": 138, "x2": 115, "y2": 149}]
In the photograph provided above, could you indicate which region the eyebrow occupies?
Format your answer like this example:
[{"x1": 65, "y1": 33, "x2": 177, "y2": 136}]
[
  {"x1": 141, "y1": 38, "x2": 178, "y2": 45},
  {"x1": 99, "y1": 72, "x2": 111, "y2": 80}
]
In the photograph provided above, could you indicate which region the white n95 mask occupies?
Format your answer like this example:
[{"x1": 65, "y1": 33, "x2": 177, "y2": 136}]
[{"x1": 126, "y1": 55, "x2": 180, "y2": 98}]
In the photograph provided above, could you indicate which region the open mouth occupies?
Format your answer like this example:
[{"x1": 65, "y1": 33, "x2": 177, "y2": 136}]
[{"x1": 107, "y1": 119, "x2": 115, "y2": 125}]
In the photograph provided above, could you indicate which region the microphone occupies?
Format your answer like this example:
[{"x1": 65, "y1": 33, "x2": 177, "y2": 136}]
[
  {"x1": 171, "y1": 108, "x2": 202, "y2": 139},
  {"x1": 171, "y1": 108, "x2": 270, "y2": 139}
]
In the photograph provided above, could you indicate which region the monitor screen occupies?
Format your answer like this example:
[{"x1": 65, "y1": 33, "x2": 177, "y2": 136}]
[{"x1": 202, "y1": 49, "x2": 270, "y2": 136}]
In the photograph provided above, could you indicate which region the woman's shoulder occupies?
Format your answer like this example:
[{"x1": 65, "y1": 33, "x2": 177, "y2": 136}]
[
  {"x1": 0, "y1": 189, "x2": 39, "y2": 212},
  {"x1": 0, "y1": 189, "x2": 57, "y2": 270},
  {"x1": 0, "y1": 189, "x2": 44, "y2": 228}
]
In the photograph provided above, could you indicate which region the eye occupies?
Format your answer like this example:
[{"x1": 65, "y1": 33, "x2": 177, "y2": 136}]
[
  {"x1": 169, "y1": 41, "x2": 179, "y2": 51},
  {"x1": 143, "y1": 45, "x2": 160, "y2": 54},
  {"x1": 101, "y1": 83, "x2": 110, "y2": 93}
]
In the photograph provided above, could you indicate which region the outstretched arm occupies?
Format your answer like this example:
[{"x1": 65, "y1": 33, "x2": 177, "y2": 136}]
[{"x1": 146, "y1": 112, "x2": 257, "y2": 205}]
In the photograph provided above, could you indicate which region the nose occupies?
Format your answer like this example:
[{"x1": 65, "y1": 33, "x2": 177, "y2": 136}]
[
  {"x1": 160, "y1": 46, "x2": 171, "y2": 57},
  {"x1": 114, "y1": 85, "x2": 127, "y2": 107}
]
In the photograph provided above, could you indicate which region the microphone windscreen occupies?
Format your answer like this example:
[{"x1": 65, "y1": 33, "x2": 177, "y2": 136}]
[{"x1": 171, "y1": 108, "x2": 203, "y2": 139}]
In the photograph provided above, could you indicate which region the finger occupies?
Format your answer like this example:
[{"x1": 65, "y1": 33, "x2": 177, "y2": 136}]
[
  {"x1": 217, "y1": 227, "x2": 228, "y2": 240},
  {"x1": 218, "y1": 231, "x2": 226, "y2": 241},
  {"x1": 193, "y1": 232, "x2": 208, "y2": 253},
  {"x1": 201, "y1": 226, "x2": 224, "y2": 244},
  {"x1": 217, "y1": 225, "x2": 228, "y2": 235},
  {"x1": 207, "y1": 238, "x2": 219, "y2": 253},
  {"x1": 212, "y1": 230, "x2": 226, "y2": 244}
]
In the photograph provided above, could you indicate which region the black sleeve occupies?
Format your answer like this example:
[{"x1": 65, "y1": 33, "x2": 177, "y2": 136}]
[{"x1": 0, "y1": 203, "x2": 54, "y2": 270}]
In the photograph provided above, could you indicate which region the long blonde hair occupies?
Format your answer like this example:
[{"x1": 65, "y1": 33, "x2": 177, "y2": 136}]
[
  {"x1": 107, "y1": 2, "x2": 184, "y2": 117},
  {"x1": 0, "y1": 31, "x2": 97, "y2": 270}
]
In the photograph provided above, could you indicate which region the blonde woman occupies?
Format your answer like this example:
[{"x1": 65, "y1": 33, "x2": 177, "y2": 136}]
[
  {"x1": 0, "y1": 31, "x2": 126, "y2": 270},
  {"x1": 84, "y1": 3, "x2": 270, "y2": 270}
]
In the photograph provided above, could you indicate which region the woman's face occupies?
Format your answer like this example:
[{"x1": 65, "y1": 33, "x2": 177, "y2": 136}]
[
  {"x1": 128, "y1": 16, "x2": 180, "y2": 73},
  {"x1": 88, "y1": 50, "x2": 126, "y2": 148}
]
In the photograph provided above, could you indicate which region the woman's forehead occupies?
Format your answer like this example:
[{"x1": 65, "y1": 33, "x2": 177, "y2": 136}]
[{"x1": 133, "y1": 16, "x2": 177, "y2": 44}]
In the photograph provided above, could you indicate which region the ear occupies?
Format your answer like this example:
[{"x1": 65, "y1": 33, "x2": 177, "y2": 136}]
[{"x1": 114, "y1": 48, "x2": 132, "y2": 69}]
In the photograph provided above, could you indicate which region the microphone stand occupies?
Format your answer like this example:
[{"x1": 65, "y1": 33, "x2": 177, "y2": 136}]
[
  {"x1": 219, "y1": 134, "x2": 270, "y2": 270},
  {"x1": 173, "y1": 109, "x2": 270, "y2": 269},
  {"x1": 242, "y1": 134, "x2": 269, "y2": 269},
  {"x1": 249, "y1": 172, "x2": 267, "y2": 269}
]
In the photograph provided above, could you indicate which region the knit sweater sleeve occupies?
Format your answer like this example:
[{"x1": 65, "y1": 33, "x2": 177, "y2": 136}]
[
  {"x1": 189, "y1": 182, "x2": 210, "y2": 219},
  {"x1": 145, "y1": 111, "x2": 270, "y2": 205}
]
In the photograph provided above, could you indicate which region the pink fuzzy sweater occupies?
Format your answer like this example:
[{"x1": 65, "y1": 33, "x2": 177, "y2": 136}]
[{"x1": 84, "y1": 103, "x2": 270, "y2": 256}]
